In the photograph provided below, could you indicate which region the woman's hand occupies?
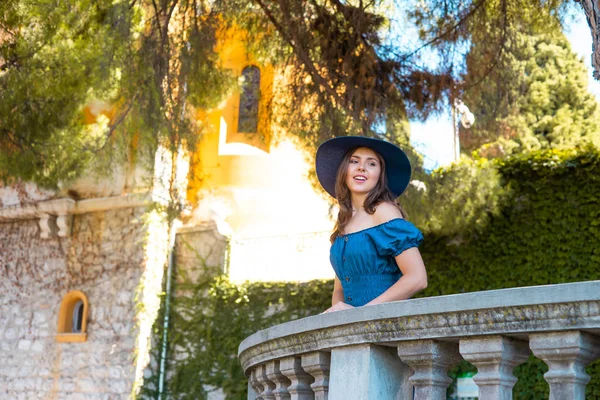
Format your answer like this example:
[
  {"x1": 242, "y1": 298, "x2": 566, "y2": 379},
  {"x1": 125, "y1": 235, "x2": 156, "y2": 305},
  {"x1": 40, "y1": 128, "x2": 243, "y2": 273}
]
[{"x1": 322, "y1": 301, "x2": 354, "y2": 313}]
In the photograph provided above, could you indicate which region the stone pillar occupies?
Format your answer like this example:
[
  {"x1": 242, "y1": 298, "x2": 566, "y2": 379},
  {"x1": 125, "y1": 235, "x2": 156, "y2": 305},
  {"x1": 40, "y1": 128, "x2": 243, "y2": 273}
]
[
  {"x1": 265, "y1": 360, "x2": 292, "y2": 400},
  {"x1": 248, "y1": 381, "x2": 258, "y2": 400},
  {"x1": 38, "y1": 213, "x2": 52, "y2": 239},
  {"x1": 301, "y1": 351, "x2": 330, "y2": 400},
  {"x1": 249, "y1": 367, "x2": 265, "y2": 400},
  {"x1": 256, "y1": 364, "x2": 277, "y2": 400},
  {"x1": 329, "y1": 344, "x2": 412, "y2": 400},
  {"x1": 530, "y1": 331, "x2": 600, "y2": 400},
  {"x1": 279, "y1": 356, "x2": 314, "y2": 400},
  {"x1": 397, "y1": 340, "x2": 462, "y2": 400},
  {"x1": 459, "y1": 336, "x2": 530, "y2": 400},
  {"x1": 56, "y1": 214, "x2": 72, "y2": 237}
]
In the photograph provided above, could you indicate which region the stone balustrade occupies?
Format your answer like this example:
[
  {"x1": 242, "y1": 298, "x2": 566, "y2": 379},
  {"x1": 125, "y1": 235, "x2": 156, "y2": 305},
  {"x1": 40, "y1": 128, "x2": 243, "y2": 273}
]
[{"x1": 238, "y1": 281, "x2": 600, "y2": 400}]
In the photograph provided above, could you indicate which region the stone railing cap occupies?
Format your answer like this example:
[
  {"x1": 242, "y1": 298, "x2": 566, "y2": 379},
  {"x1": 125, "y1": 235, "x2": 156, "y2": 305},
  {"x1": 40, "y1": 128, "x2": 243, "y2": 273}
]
[{"x1": 239, "y1": 280, "x2": 600, "y2": 358}]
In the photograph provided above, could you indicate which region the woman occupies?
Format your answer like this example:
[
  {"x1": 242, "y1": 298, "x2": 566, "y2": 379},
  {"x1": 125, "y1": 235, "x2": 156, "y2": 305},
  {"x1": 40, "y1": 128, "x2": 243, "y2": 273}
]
[{"x1": 315, "y1": 136, "x2": 428, "y2": 313}]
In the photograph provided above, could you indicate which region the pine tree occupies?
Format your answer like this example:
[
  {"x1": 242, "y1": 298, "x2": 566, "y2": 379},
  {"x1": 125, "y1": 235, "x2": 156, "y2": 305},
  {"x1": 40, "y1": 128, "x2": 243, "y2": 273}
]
[{"x1": 461, "y1": 28, "x2": 600, "y2": 156}]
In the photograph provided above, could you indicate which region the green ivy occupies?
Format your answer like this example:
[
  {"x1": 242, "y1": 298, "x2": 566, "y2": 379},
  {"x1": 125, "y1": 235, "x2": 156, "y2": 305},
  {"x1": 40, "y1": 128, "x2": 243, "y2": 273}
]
[
  {"x1": 419, "y1": 148, "x2": 600, "y2": 296},
  {"x1": 141, "y1": 148, "x2": 600, "y2": 400},
  {"x1": 139, "y1": 270, "x2": 332, "y2": 400}
]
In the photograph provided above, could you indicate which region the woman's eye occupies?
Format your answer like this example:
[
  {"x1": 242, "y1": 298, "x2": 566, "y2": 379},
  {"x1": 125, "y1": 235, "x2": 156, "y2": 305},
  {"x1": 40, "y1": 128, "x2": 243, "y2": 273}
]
[
  {"x1": 350, "y1": 159, "x2": 358, "y2": 164},
  {"x1": 369, "y1": 162, "x2": 377, "y2": 167}
]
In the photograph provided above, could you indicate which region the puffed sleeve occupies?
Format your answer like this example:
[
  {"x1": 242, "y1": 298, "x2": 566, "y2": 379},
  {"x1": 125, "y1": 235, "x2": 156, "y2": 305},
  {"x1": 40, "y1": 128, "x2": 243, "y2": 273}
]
[{"x1": 371, "y1": 219, "x2": 424, "y2": 257}]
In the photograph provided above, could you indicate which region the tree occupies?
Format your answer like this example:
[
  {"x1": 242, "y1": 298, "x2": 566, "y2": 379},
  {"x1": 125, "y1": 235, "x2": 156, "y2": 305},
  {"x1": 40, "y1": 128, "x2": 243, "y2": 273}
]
[
  {"x1": 1, "y1": 0, "x2": 574, "y2": 188},
  {"x1": 402, "y1": 156, "x2": 506, "y2": 236},
  {"x1": 0, "y1": 0, "x2": 133, "y2": 186},
  {"x1": 225, "y1": 0, "x2": 571, "y2": 153},
  {"x1": 0, "y1": 0, "x2": 232, "y2": 189},
  {"x1": 461, "y1": 27, "x2": 600, "y2": 156}
]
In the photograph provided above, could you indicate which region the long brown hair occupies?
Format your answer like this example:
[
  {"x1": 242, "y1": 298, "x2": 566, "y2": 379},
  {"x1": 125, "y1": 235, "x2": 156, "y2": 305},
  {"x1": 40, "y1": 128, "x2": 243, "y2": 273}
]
[{"x1": 330, "y1": 147, "x2": 408, "y2": 243}]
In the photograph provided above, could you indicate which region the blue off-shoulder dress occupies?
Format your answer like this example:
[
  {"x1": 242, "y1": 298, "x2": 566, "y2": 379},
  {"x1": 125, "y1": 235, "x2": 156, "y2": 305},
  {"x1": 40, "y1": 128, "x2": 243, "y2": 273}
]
[{"x1": 330, "y1": 218, "x2": 424, "y2": 307}]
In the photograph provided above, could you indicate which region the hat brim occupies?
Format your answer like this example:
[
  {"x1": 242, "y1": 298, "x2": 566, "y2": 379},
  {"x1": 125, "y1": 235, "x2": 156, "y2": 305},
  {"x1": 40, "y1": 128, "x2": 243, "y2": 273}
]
[{"x1": 316, "y1": 136, "x2": 412, "y2": 199}]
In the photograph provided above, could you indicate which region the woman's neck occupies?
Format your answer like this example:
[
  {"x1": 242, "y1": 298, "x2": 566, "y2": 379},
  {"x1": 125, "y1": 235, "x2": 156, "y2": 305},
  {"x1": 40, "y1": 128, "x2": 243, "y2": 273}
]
[{"x1": 351, "y1": 193, "x2": 367, "y2": 213}]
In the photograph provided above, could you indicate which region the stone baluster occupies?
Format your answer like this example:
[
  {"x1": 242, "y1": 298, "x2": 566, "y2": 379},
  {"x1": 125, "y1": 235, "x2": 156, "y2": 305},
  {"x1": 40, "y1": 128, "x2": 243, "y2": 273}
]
[
  {"x1": 265, "y1": 360, "x2": 292, "y2": 400},
  {"x1": 397, "y1": 340, "x2": 462, "y2": 400},
  {"x1": 38, "y1": 213, "x2": 52, "y2": 239},
  {"x1": 279, "y1": 356, "x2": 314, "y2": 400},
  {"x1": 301, "y1": 351, "x2": 330, "y2": 400},
  {"x1": 248, "y1": 381, "x2": 259, "y2": 400},
  {"x1": 460, "y1": 335, "x2": 530, "y2": 400},
  {"x1": 249, "y1": 367, "x2": 265, "y2": 400},
  {"x1": 530, "y1": 331, "x2": 600, "y2": 400},
  {"x1": 56, "y1": 214, "x2": 72, "y2": 237},
  {"x1": 256, "y1": 364, "x2": 277, "y2": 400},
  {"x1": 329, "y1": 344, "x2": 412, "y2": 400}
]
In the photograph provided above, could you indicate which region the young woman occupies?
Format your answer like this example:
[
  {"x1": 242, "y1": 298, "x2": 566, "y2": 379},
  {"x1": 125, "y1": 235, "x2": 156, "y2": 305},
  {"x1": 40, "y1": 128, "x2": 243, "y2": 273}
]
[{"x1": 315, "y1": 136, "x2": 428, "y2": 313}]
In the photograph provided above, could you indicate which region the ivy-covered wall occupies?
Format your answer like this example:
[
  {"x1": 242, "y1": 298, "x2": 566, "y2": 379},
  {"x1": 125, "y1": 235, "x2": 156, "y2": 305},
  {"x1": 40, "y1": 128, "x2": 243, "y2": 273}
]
[
  {"x1": 140, "y1": 277, "x2": 332, "y2": 399},
  {"x1": 140, "y1": 149, "x2": 600, "y2": 400},
  {"x1": 421, "y1": 149, "x2": 600, "y2": 296}
]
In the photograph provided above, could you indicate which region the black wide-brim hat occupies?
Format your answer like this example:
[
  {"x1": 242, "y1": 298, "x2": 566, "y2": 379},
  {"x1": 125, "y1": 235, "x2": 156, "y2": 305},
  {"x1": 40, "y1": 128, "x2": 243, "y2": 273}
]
[{"x1": 316, "y1": 136, "x2": 412, "y2": 198}]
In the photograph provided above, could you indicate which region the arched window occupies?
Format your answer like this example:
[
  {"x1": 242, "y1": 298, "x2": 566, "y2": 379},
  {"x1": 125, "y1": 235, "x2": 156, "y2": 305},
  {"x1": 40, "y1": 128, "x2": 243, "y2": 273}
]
[
  {"x1": 72, "y1": 300, "x2": 84, "y2": 333},
  {"x1": 56, "y1": 290, "x2": 89, "y2": 343},
  {"x1": 238, "y1": 65, "x2": 260, "y2": 133}
]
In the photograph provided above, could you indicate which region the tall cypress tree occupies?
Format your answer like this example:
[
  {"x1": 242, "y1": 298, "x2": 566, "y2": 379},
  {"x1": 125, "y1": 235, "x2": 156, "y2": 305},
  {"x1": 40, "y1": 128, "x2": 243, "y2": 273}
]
[{"x1": 461, "y1": 28, "x2": 600, "y2": 156}]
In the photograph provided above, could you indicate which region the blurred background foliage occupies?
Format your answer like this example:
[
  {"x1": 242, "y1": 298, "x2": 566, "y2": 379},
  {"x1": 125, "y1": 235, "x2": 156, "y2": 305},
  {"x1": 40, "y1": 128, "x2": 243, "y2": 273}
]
[{"x1": 0, "y1": 0, "x2": 583, "y2": 188}]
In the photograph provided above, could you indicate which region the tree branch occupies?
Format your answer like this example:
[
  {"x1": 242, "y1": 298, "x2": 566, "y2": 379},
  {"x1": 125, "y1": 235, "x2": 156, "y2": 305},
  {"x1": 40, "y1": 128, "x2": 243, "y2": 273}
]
[
  {"x1": 400, "y1": 0, "x2": 488, "y2": 61},
  {"x1": 252, "y1": 0, "x2": 347, "y2": 111}
]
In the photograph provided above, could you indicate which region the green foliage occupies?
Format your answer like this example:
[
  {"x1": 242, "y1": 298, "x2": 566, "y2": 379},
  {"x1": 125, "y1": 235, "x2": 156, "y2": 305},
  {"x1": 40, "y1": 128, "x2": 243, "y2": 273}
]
[
  {"x1": 512, "y1": 357, "x2": 549, "y2": 400},
  {"x1": 0, "y1": 0, "x2": 234, "y2": 189},
  {"x1": 0, "y1": 0, "x2": 134, "y2": 186},
  {"x1": 139, "y1": 261, "x2": 332, "y2": 400},
  {"x1": 141, "y1": 148, "x2": 600, "y2": 399},
  {"x1": 402, "y1": 156, "x2": 506, "y2": 236},
  {"x1": 223, "y1": 0, "x2": 573, "y2": 160},
  {"x1": 418, "y1": 148, "x2": 600, "y2": 399},
  {"x1": 419, "y1": 148, "x2": 600, "y2": 296},
  {"x1": 462, "y1": 27, "x2": 600, "y2": 156},
  {"x1": 1, "y1": 0, "x2": 577, "y2": 191}
]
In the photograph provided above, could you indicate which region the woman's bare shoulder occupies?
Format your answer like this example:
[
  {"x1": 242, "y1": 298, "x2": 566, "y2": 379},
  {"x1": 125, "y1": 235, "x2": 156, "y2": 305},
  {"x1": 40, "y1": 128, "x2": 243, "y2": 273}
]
[{"x1": 373, "y1": 202, "x2": 403, "y2": 224}]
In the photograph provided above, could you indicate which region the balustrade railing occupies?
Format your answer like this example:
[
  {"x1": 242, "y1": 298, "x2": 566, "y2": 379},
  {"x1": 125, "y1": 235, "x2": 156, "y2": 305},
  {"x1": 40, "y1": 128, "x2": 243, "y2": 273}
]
[{"x1": 238, "y1": 281, "x2": 600, "y2": 400}]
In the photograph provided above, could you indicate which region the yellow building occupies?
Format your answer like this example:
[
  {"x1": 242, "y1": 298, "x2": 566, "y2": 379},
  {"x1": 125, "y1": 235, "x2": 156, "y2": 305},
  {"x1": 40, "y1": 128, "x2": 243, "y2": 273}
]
[{"x1": 186, "y1": 29, "x2": 335, "y2": 282}]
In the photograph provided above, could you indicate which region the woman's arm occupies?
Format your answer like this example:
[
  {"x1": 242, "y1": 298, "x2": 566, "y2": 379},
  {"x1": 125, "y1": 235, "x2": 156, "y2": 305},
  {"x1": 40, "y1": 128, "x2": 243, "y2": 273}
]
[
  {"x1": 322, "y1": 277, "x2": 354, "y2": 313},
  {"x1": 364, "y1": 247, "x2": 428, "y2": 306}
]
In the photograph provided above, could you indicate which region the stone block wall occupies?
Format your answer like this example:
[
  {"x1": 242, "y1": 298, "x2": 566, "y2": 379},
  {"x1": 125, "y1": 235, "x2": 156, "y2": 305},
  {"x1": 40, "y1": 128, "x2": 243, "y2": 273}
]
[
  {"x1": 175, "y1": 223, "x2": 229, "y2": 283},
  {"x1": 0, "y1": 207, "x2": 164, "y2": 400}
]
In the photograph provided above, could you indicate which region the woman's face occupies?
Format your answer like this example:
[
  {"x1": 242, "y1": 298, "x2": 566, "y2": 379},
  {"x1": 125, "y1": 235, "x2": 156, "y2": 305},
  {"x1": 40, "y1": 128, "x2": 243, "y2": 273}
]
[{"x1": 344, "y1": 147, "x2": 382, "y2": 196}]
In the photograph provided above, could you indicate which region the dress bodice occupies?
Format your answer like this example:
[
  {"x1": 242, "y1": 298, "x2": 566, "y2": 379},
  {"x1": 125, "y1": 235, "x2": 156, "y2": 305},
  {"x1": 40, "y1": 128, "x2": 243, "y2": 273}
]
[{"x1": 329, "y1": 218, "x2": 424, "y2": 307}]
